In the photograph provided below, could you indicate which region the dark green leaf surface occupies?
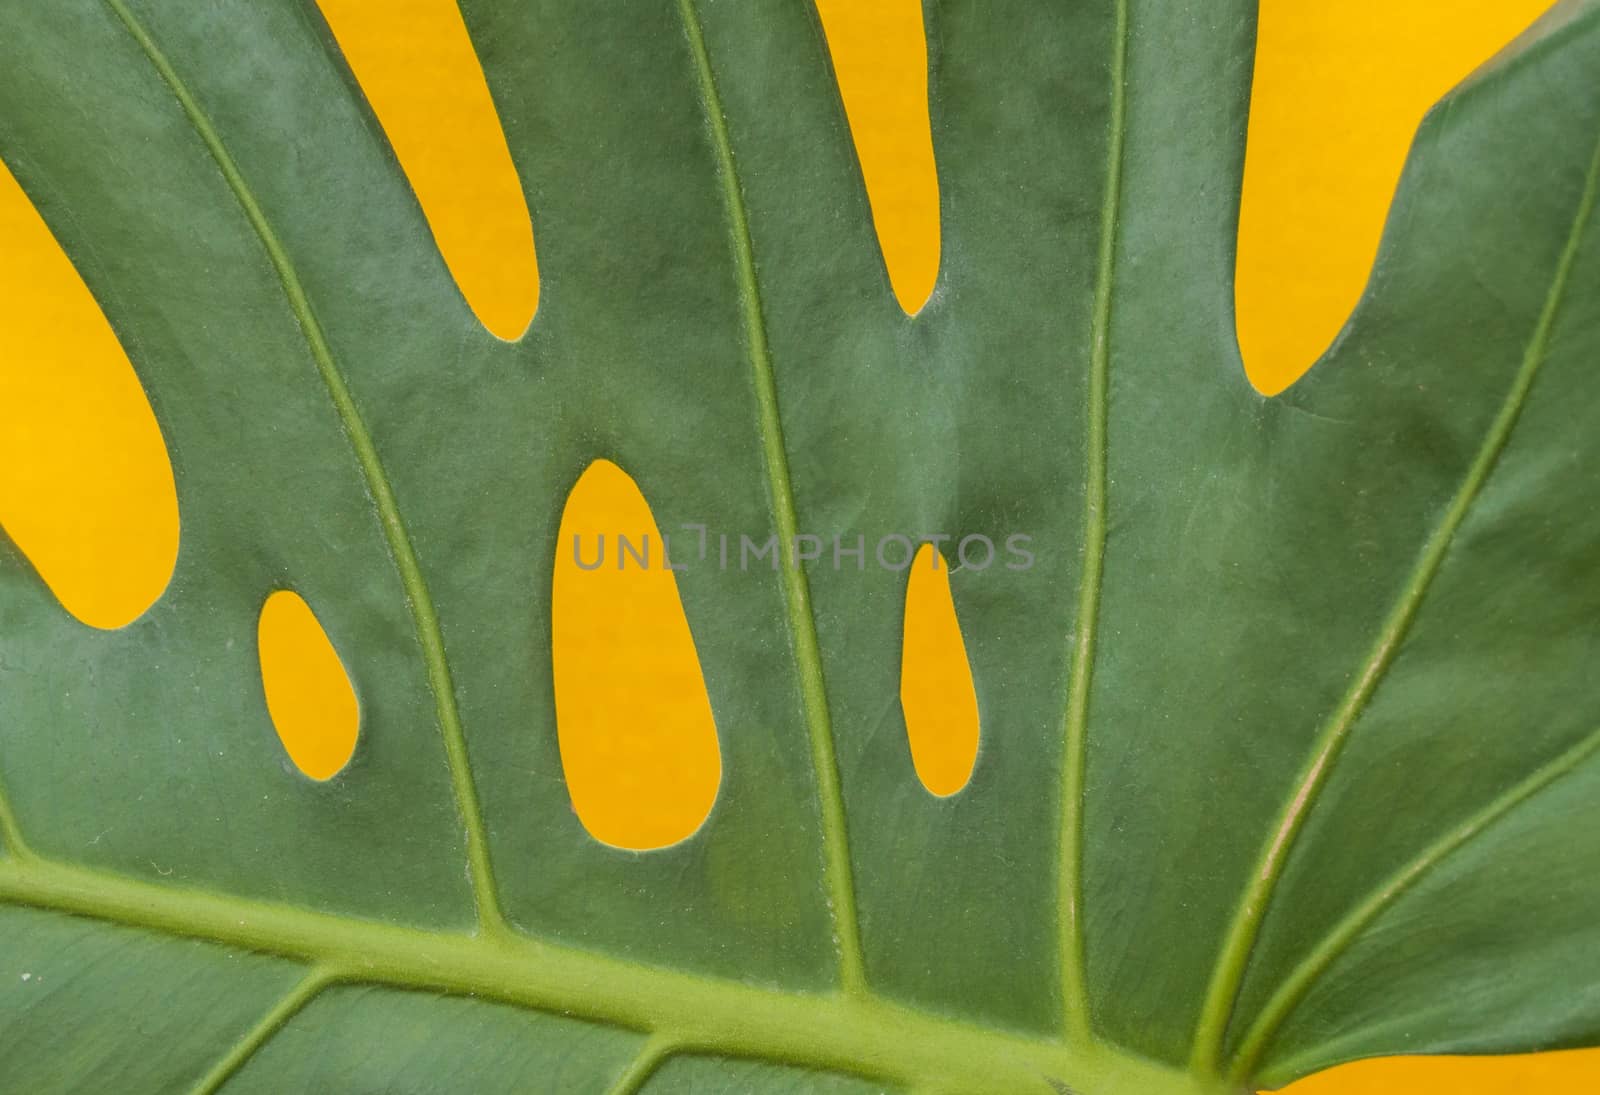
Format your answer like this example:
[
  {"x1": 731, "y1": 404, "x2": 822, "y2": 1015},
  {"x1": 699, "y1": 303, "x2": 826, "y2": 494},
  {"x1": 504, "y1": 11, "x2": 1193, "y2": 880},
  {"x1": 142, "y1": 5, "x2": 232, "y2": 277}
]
[{"x1": 1, "y1": 1, "x2": 1598, "y2": 1092}]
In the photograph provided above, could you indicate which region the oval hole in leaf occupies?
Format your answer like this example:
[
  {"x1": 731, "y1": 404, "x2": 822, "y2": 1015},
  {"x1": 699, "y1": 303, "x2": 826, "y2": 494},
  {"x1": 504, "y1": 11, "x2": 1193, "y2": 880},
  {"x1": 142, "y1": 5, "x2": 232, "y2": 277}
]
[
  {"x1": 552, "y1": 460, "x2": 720, "y2": 850},
  {"x1": 316, "y1": 0, "x2": 539, "y2": 339},
  {"x1": 813, "y1": 0, "x2": 940, "y2": 313},
  {"x1": 1235, "y1": 0, "x2": 1551, "y2": 392},
  {"x1": 900, "y1": 544, "x2": 979, "y2": 796},
  {"x1": 0, "y1": 158, "x2": 178, "y2": 630},
  {"x1": 258, "y1": 590, "x2": 359, "y2": 781}
]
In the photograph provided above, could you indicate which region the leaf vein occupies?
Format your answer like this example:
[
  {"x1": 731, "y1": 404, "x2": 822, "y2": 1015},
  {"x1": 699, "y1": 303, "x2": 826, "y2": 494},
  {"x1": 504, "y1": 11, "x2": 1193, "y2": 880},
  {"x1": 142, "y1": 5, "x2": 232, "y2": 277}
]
[
  {"x1": 1191, "y1": 131, "x2": 1600, "y2": 1073},
  {"x1": 0, "y1": 855, "x2": 1181, "y2": 1093},
  {"x1": 1226, "y1": 722, "x2": 1600, "y2": 1082},
  {"x1": 674, "y1": 0, "x2": 865, "y2": 990},
  {"x1": 100, "y1": 0, "x2": 505, "y2": 931},
  {"x1": 1057, "y1": 0, "x2": 1130, "y2": 1045},
  {"x1": 604, "y1": 1034, "x2": 679, "y2": 1095},
  {"x1": 0, "y1": 772, "x2": 30, "y2": 861},
  {"x1": 188, "y1": 966, "x2": 337, "y2": 1095}
]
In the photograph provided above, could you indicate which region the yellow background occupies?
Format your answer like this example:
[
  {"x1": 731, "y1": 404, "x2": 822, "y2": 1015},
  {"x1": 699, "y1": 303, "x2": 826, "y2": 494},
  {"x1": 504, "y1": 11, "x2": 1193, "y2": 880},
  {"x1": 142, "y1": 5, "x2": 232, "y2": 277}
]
[{"x1": 0, "y1": 0, "x2": 1594, "y2": 1088}]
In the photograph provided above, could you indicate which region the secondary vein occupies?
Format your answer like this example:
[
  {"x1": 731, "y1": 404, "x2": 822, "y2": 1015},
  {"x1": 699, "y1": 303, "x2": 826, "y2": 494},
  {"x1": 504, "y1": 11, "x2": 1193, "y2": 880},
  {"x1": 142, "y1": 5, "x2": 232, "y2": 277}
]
[
  {"x1": 102, "y1": 0, "x2": 505, "y2": 931},
  {"x1": 1191, "y1": 133, "x2": 1600, "y2": 1074},
  {"x1": 188, "y1": 966, "x2": 337, "y2": 1095},
  {"x1": 604, "y1": 1034, "x2": 679, "y2": 1095},
  {"x1": 1227, "y1": 722, "x2": 1600, "y2": 1083},
  {"x1": 1057, "y1": 0, "x2": 1130, "y2": 1045},
  {"x1": 675, "y1": 0, "x2": 866, "y2": 991},
  {"x1": 0, "y1": 773, "x2": 31, "y2": 861}
]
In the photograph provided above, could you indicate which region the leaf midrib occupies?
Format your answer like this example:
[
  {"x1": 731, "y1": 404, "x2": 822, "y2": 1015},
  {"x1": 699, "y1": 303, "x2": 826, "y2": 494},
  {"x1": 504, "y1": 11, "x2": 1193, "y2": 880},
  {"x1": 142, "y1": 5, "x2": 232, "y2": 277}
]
[
  {"x1": 100, "y1": 0, "x2": 504, "y2": 932},
  {"x1": 0, "y1": 856, "x2": 1198, "y2": 1094}
]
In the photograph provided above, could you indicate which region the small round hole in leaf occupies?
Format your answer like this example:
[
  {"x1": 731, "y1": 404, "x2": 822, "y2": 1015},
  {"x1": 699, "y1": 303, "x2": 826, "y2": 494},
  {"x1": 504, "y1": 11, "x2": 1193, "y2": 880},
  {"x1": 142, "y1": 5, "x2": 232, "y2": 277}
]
[{"x1": 258, "y1": 590, "x2": 359, "y2": 781}]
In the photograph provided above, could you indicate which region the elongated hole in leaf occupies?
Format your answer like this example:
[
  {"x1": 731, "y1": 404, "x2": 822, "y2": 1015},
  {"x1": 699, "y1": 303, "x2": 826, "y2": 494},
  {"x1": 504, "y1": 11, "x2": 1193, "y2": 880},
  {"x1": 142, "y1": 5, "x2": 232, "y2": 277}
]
[
  {"x1": 1235, "y1": 0, "x2": 1550, "y2": 392},
  {"x1": 552, "y1": 460, "x2": 721, "y2": 850},
  {"x1": 258, "y1": 590, "x2": 359, "y2": 781},
  {"x1": 813, "y1": 0, "x2": 940, "y2": 313},
  {"x1": 0, "y1": 158, "x2": 178, "y2": 630},
  {"x1": 901, "y1": 544, "x2": 979, "y2": 796},
  {"x1": 316, "y1": 0, "x2": 539, "y2": 339}
]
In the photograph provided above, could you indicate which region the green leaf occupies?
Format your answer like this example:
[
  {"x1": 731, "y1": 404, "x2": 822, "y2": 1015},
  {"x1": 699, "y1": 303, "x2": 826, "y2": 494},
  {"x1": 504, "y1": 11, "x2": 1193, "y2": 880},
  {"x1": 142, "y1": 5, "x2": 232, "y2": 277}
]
[{"x1": 1, "y1": 1, "x2": 1598, "y2": 1092}]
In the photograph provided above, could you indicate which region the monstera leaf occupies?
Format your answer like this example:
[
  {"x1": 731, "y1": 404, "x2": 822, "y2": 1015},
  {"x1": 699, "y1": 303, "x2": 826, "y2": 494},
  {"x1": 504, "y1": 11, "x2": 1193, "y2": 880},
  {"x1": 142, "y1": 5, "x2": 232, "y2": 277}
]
[{"x1": 2, "y1": 0, "x2": 1600, "y2": 1091}]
